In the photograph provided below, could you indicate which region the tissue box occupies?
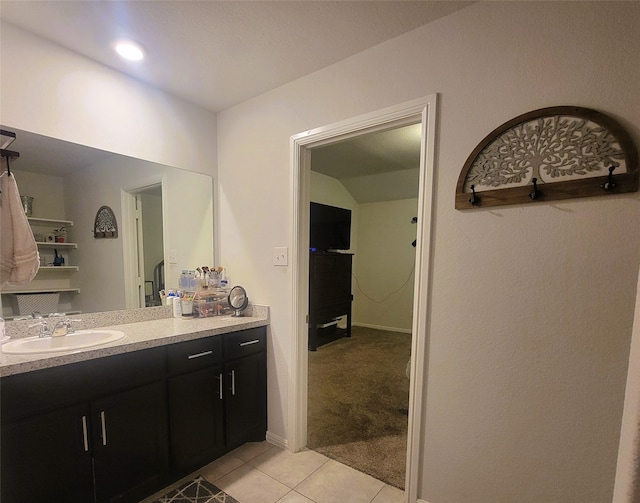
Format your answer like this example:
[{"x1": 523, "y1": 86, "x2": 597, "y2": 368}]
[{"x1": 13, "y1": 293, "x2": 60, "y2": 315}]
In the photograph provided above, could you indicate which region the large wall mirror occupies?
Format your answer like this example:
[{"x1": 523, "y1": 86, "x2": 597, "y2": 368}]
[{"x1": 1, "y1": 127, "x2": 214, "y2": 319}]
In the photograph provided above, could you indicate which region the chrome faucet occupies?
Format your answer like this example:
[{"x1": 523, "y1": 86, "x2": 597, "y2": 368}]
[{"x1": 29, "y1": 315, "x2": 82, "y2": 338}]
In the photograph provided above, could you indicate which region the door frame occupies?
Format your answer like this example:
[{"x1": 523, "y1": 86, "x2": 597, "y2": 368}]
[
  {"x1": 288, "y1": 95, "x2": 438, "y2": 503},
  {"x1": 121, "y1": 178, "x2": 166, "y2": 310}
]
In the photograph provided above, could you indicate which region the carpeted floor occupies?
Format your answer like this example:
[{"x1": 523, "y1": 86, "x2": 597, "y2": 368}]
[{"x1": 307, "y1": 326, "x2": 411, "y2": 490}]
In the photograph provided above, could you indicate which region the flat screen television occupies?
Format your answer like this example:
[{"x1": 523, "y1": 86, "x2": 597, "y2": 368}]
[{"x1": 310, "y1": 202, "x2": 351, "y2": 252}]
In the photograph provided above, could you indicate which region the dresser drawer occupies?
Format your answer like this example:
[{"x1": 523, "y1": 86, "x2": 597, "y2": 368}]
[
  {"x1": 224, "y1": 328, "x2": 266, "y2": 360},
  {"x1": 167, "y1": 336, "x2": 222, "y2": 375}
]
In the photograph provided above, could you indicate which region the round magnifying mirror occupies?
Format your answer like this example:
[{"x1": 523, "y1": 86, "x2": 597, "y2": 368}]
[{"x1": 228, "y1": 285, "x2": 249, "y2": 317}]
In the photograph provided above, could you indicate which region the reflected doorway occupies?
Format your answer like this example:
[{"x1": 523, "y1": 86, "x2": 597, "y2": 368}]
[{"x1": 123, "y1": 184, "x2": 164, "y2": 308}]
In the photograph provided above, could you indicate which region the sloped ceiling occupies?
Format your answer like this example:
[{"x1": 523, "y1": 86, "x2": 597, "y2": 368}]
[{"x1": 311, "y1": 124, "x2": 421, "y2": 203}]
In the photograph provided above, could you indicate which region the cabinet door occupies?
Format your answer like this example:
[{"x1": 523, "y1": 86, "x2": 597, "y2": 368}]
[
  {"x1": 92, "y1": 381, "x2": 169, "y2": 503},
  {"x1": 0, "y1": 403, "x2": 94, "y2": 503},
  {"x1": 225, "y1": 352, "x2": 267, "y2": 449},
  {"x1": 168, "y1": 365, "x2": 225, "y2": 474}
]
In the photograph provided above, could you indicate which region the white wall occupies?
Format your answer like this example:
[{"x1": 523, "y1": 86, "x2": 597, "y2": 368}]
[
  {"x1": 10, "y1": 170, "x2": 66, "y2": 219},
  {"x1": 65, "y1": 156, "x2": 214, "y2": 313},
  {"x1": 0, "y1": 23, "x2": 217, "y2": 178},
  {"x1": 1, "y1": 22, "x2": 218, "y2": 310},
  {"x1": 217, "y1": 3, "x2": 640, "y2": 502},
  {"x1": 353, "y1": 198, "x2": 417, "y2": 333},
  {"x1": 310, "y1": 170, "x2": 358, "y2": 254}
]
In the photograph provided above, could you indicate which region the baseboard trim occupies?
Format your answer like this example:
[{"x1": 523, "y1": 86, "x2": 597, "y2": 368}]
[
  {"x1": 352, "y1": 322, "x2": 412, "y2": 334},
  {"x1": 266, "y1": 430, "x2": 288, "y2": 450}
]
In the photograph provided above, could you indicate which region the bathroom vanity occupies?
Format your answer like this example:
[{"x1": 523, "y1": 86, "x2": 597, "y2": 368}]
[{"x1": 0, "y1": 310, "x2": 268, "y2": 503}]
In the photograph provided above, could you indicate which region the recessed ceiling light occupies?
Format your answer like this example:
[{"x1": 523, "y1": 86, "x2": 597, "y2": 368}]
[{"x1": 114, "y1": 41, "x2": 145, "y2": 61}]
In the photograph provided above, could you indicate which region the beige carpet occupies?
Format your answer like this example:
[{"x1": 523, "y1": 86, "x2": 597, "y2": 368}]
[{"x1": 307, "y1": 326, "x2": 411, "y2": 489}]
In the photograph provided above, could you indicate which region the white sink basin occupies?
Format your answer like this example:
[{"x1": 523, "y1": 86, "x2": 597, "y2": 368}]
[{"x1": 2, "y1": 329, "x2": 126, "y2": 355}]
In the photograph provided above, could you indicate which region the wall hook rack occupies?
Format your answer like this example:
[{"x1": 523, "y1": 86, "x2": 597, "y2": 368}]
[
  {"x1": 602, "y1": 166, "x2": 617, "y2": 191},
  {"x1": 455, "y1": 106, "x2": 638, "y2": 209},
  {"x1": 469, "y1": 184, "x2": 480, "y2": 206},
  {"x1": 529, "y1": 178, "x2": 539, "y2": 200}
]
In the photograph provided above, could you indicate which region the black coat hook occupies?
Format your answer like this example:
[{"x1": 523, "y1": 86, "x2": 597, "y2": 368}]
[
  {"x1": 469, "y1": 185, "x2": 480, "y2": 206},
  {"x1": 529, "y1": 177, "x2": 539, "y2": 200},
  {"x1": 601, "y1": 166, "x2": 616, "y2": 191}
]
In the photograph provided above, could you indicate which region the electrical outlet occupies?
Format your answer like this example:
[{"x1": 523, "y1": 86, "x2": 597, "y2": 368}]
[
  {"x1": 273, "y1": 247, "x2": 288, "y2": 266},
  {"x1": 168, "y1": 249, "x2": 178, "y2": 264}
]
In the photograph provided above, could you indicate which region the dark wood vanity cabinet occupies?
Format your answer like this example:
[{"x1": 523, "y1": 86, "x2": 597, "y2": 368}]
[
  {"x1": 1, "y1": 402, "x2": 95, "y2": 503},
  {"x1": 167, "y1": 335, "x2": 225, "y2": 475},
  {"x1": 0, "y1": 326, "x2": 267, "y2": 503},
  {"x1": 167, "y1": 327, "x2": 267, "y2": 475},
  {"x1": 92, "y1": 381, "x2": 169, "y2": 503},
  {"x1": 223, "y1": 329, "x2": 268, "y2": 449},
  {"x1": 0, "y1": 347, "x2": 169, "y2": 503}
]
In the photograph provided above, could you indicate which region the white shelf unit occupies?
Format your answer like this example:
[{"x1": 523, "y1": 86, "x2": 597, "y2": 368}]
[{"x1": 1, "y1": 217, "x2": 80, "y2": 318}]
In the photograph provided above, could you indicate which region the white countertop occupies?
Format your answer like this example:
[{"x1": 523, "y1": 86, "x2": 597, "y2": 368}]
[{"x1": 0, "y1": 314, "x2": 268, "y2": 377}]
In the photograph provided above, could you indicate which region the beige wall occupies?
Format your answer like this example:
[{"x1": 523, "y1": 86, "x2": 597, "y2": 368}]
[
  {"x1": 353, "y1": 198, "x2": 417, "y2": 333},
  {"x1": 217, "y1": 3, "x2": 640, "y2": 502}
]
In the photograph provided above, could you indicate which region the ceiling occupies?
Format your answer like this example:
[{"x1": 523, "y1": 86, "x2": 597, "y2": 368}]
[
  {"x1": 0, "y1": 0, "x2": 471, "y2": 113},
  {"x1": 1, "y1": 1, "x2": 472, "y2": 202}
]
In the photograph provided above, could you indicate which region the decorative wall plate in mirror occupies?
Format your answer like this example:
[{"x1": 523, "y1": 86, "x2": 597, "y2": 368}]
[
  {"x1": 94, "y1": 206, "x2": 118, "y2": 238},
  {"x1": 455, "y1": 106, "x2": 639, "y2": 209}
]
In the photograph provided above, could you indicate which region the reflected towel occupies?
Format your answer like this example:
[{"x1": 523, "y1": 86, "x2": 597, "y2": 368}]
[{"x1": 0, "y1": 174, "x2": 40, "y2": 285}]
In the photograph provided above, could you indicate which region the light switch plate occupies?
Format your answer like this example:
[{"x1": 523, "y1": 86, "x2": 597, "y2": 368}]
[
  {"x1": 273, "y1": 247, "x2": 288, "y2": 266},
  {"x1": 168, "y1": 249, "x2": 178, "y2": 264}
]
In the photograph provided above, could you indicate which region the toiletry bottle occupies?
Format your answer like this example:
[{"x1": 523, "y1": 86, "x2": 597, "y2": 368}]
[
  {"x1": 173, "y1": 292, "x2": 183, "y2": 318},
  {"x1": 166, "y1": 290, "x2": 176, "y2": 306}
]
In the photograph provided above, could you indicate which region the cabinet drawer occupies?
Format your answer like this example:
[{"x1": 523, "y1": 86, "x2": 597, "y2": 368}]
[
  {"x1": 1, "y1": 347, "x2": 166, "y2": 423},
  {"x1": 224, "y1": 328, "x2": 266, "y2": 360},
  {"x1": 167, "y1": 336, "x2": 222, "y2": 375}
]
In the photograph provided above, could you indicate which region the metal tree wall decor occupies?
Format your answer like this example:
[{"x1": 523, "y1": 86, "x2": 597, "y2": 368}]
[
  {"x1": 93, "y1": 205, "x2": 118, "y2": 238},
  {"x1": 455, "y1": 106, "x2": 638, "y2": 209}
]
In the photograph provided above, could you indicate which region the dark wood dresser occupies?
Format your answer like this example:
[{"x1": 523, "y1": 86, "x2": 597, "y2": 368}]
[{"x1": 308, "y1": 251, "x2": 353, "y2": 351}]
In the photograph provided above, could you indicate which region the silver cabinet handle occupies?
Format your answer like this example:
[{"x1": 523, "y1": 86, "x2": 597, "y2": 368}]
[
  {"x1": 100, "y1": 411, "x2": 107, "y2": 446},
  {"x1": 230, "y1": 370, "x2": 236, "y2": 395},
  {"x1": 82, "y1": 415, "x2": 89, "y2": 452},
  {"x1": 217, "y1": 373, "x2": 223, "y2": 400},
  {"x1": 239, "y1": 339, "x2": 260, "y2": 347},
  {"x1": 188, "y1": 350, "x2": 213, "y2": 359}
]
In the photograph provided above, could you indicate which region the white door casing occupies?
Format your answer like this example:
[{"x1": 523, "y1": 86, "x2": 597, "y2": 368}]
[{"x1": 289, "y1": 95, "x2": 439, "y2": 503}]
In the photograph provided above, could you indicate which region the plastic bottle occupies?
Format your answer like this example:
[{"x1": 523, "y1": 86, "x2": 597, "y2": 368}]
[
  {"x1": 166, "y1": 290, "x2": 176, "y2": 306},
  {"x1": 173, "y1": 293, "x2": 183, "y2": 318}
]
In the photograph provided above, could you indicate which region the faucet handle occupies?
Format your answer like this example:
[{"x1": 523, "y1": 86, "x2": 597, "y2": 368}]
[
  {"x1": 66, "y1": 318, "x2": 82, "y2": 333},
  {"x1": 28, "y1": 321, "x2": 51, "y2": 338}
]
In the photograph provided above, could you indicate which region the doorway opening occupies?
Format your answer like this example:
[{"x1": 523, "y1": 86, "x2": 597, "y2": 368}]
[
  {"x1": 306, "y1": 123, "x2": 420, "y2": 489},
  {"x1": 122, "y1": 182, "x2": 165, "y2": 309},
  {"x1": 289, "y1": 95, "x2": 438, "y2": 503}
]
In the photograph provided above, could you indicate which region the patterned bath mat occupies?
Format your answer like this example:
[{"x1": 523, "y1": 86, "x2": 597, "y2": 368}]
[{"x1": 153, "y1": 476, "x2": 239, "y2": 503}]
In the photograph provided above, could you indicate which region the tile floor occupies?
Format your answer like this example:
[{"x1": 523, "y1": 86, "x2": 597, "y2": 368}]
[{"x1": 143, "y1": 441, "x2": 405, "y2": 503}]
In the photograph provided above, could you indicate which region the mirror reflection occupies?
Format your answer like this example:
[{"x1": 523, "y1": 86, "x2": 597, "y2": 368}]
[{"x1": 0, "y1": 127, "x2": 214, "y2": 319}]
